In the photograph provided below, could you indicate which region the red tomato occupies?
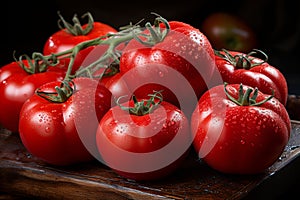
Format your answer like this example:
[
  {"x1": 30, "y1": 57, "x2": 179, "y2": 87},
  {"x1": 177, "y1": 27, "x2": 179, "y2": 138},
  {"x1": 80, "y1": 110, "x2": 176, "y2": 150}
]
[
  {"x1": 191, "y1": 83, "x2": 291, "y2": 174},
  {"x1": 118, "y1": 21, "x2": 216, "y2": 117},
  {"x1": 0, "y1": 60, "x2": 67, "y2": 132},
  {"x1": 201, "y1": 12, "x2": 258, "y2": 53},
  {"x1": 43, "y1": 12, "x2": 117, "y2": 74},
  {"x1": 43, "y1": 12, "x2": 117, "y2": 55},
  {"x1": 18, "y1": 77, "x2": 114, "y2": 166},
  {"x1": 211, "y1": 49, "x2": 288, "y2": 105},
  {"x1": 96, "y1": 92, "x2": 191, "y2": 181}
]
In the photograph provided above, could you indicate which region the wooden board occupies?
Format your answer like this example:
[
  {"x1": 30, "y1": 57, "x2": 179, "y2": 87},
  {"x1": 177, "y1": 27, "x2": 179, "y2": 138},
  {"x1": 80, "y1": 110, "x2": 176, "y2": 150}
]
[{"x1": 1, "y1": 119, "x2": 300, "y2": 200}]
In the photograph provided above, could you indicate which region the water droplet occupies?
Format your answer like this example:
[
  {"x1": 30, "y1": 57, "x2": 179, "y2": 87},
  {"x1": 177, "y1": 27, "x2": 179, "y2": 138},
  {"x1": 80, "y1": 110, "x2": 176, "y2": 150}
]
[
  {"x1": 158, "y1": 71, "x2": 164, "y2": 77},
  {"x1": 45, "y1": 127, "x2": 50, "y2": 133},
  {"x1": 240, "y1": 139, "x2": 245, "y2": 145}
]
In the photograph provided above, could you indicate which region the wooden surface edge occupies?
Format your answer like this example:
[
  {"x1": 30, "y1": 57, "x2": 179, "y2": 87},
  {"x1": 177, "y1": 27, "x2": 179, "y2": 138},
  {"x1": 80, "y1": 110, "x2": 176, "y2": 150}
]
[{"x1": 0, "y1": 160, "x2": 177, "y2": 200}]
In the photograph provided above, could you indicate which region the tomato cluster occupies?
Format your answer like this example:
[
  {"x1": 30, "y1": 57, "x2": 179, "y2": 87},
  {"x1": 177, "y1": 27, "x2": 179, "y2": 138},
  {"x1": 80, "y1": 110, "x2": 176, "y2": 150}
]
[{"x1": 0, "y1": 12, "x2": 291, "y2": 181}]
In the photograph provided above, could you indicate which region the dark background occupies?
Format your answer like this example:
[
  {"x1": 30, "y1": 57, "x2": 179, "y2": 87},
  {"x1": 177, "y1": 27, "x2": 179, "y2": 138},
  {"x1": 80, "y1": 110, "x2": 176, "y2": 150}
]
[
  {"x1": 1, "y1": 0, "x2": 300, "y2": 94},
  {"x1": 1, "y1": 1, "x2": 300, "y2": 199}
]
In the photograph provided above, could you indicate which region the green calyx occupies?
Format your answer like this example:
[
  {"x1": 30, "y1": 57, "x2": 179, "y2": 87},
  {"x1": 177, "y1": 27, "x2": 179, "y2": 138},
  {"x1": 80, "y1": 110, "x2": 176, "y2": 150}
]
[
  {"x1": 15, "y1": 13, "x2": 170, "y2": 81},
  {"x1": 57, "y1": 11, "x2": 94, "y2": 36},
  {"x1": 36, "y1": 80, "x2": 75, "y2": 103},
  {"x1": 14, "y1": 52, "x2": 59, "y2": 74},
  {"x1": 215, "y1": 49, "x2": 268, "y2": 70},
  {"x1": 224, "y1": 82, "x2": 274, "y2": 106},
  {"x1": 117, "y1": 90, "x2": 163, "y2": 116}
]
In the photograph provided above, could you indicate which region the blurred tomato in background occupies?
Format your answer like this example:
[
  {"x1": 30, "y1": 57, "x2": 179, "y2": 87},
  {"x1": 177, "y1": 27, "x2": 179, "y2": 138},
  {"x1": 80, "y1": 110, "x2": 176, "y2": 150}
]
[{"x1": 200, "y1": 12, "x2": 258, "y2": 53}]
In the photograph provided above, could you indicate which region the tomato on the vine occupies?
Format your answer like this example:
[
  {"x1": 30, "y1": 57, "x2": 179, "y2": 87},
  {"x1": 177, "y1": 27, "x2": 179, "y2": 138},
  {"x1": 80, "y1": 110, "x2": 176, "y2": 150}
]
[
  {"x1": 191, "y1": 83, "x2": 291, "y2": 174},
  {"x1": 43, "y1": 12, "x2": 117, "y2": 74},
  {"x1": 201, "y1": 12, "x2": 258, "y2": 53},
  {"x1": 211, "y1": 49, "x2": 288, "y2": 105},
  {"x1": 96, "y1": 91, "x2": 191, "y2": 181},
  {"x1": 18, "y1": 77, "x2": 114, "y2": 166},
  {"x1": 43, "y1": 12, "x2": 117, "y2": 55},
  {"x1": 118, "y1": 20, "x2": 216, "y2": 117},
  {"x1": 0, "y1": 59, "x2": 67, "y2": 132}
]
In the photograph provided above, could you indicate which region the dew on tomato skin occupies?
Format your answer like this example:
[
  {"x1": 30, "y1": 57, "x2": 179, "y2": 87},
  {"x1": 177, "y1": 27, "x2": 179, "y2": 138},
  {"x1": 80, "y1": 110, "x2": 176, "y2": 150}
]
[
  {"x1": 79, "y1": 101, "x2": 85, "y2": 105},
  {"x1": 158, "y1": 71, "x2": 164, "y2": 77},
  {"x1": 240, "y1": 139, "x2": 246, "y2": 145},
  {"x1": 249, "y1": 109, "x2": 256, "y2": 114},
  {"x1": 45, "y1": 126, "x2": 51, "y2": 133}
]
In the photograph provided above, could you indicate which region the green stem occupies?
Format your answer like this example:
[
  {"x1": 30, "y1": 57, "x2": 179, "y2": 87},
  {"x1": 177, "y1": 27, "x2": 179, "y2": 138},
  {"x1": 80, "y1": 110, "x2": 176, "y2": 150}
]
[
  {"x1": 224, "y1": 82, "x2": 274, "y2": 106},
  {"x1": 215, "y1": 49, "x2": 268, "y2": 70},
  {"x1": 16, "y1": 13, "x2": 171, "y2": 100},
  {"x1": 57, "y1": 11, "x2": 94, "y2": 36},
  {"x1": 116, "y1": 90, "x2": 164, "y2": 116}
]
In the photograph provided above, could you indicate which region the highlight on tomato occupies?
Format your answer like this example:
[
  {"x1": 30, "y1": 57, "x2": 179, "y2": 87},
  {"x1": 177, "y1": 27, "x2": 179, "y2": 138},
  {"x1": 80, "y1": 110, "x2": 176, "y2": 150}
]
[
  {"x1": 43, "y1": 11, "x2": 118, "y2": 73},
  {"x1": 18, "y1": 77, "x2": 114, "y2": 166},
  {"x1": 118, "y1": 20, "x2": 217, "y2": 118},
  {"x1": 96, "y1": 91, "x2": 192, "y2": 181},
  {"x1": 0, "y1": 57, "x2": 68, "y2": 133},
  {"x1": 211, "y1": 49, "x2": 288, "y2": 106},
  {"x1": 191, "y1": 82, "x2": 291, "y2": 174}
]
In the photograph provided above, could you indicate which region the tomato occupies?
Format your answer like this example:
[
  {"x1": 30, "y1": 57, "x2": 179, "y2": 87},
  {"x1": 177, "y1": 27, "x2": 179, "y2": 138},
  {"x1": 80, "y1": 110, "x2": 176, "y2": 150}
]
[
  {"x1": 118, "y1": 20, "x2": 216, "y2": 118},
  {"x1": 43, "y1": 12, "x2": 117, "y2": 74},
  {"x1": 211, "y1": 49, "x2": 288, "y2": 105},
  {"x1": 201, "y1": 12, "x2": 258, "y2": 53},
  {"x1": 96, "y1": 91, "x2": 191, "y2": 181},
  {"x1": 18, "y1": 77, "x2": 114, "y2": 166},
  {"x1": 43, "y1": 12, "x2": 117, "y2": 55},
  {"x1": 0, "y1": 60, "x2": 67, "y2": 133},
  {"x1": 191, "y1": 83, "x2": 291, "y2": 174}
]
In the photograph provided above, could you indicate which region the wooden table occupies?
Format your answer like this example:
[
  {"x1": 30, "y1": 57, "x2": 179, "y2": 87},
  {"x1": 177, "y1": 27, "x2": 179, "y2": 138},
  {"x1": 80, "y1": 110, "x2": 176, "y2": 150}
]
[{"x1": 1, "y1": 118, "x2": 300, "y2": 199}]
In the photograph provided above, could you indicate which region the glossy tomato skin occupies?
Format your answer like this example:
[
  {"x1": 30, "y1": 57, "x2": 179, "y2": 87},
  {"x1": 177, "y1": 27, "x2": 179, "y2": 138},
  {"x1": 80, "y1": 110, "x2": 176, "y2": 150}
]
[
  {"x1": 119, "y1": 21, "x2": 216, "y2": 117},
  {"x1": 43, "y1": 21, "x2": 117, "y2": 74},
  {"x1": 0, "y1": 60, "x2": 66, "y2": 133},
  {"x1": 43, "y1": 22, "x2": 117, "y2": 55},
  {"x1": 211, "y1": 50, "x2": 288, "y2": 105},
  {"x1": 18, "y1": 77, "x2": 114, "y2": 166},
  {"x1": 96, "y1": 100, "x2": 191, "y2": 181},
  {"x1": 191, "y1": 84, "x2": 291, "y2": 174},
  {"x1": 201, "y1": 12, "x2": 258, "y2": 53}
]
